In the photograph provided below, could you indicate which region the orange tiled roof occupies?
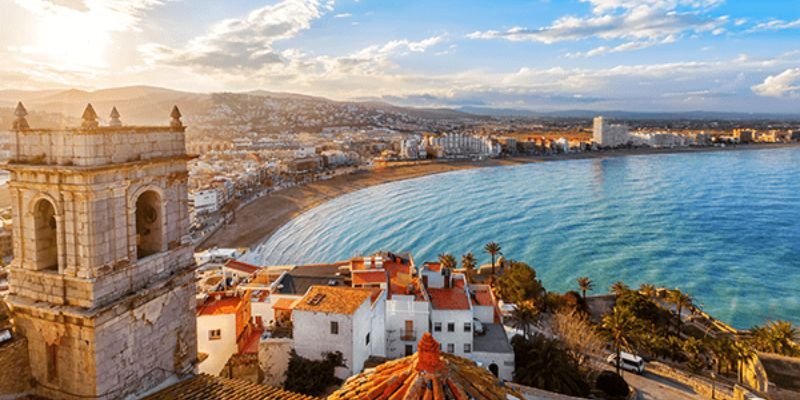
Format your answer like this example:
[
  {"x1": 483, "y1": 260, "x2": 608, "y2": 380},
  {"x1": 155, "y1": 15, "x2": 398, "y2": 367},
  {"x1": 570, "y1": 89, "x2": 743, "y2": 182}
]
[
  {"x1": 293, "y1": 286, "x2": 376, "y2": 315},
  {"x1": 272, "y1": 297, "x2": 298, "y2": 310},
  {"x1": 470, "y1": 285, "x2": 495, "y2": 307},
  {"x1": 143, "y1": 374, "x2": 318, "y2": 400},
  {"x1": 197, "y1": 292, "x2": 248, "y2": 316},
  {"x1": 424, "y1": 262, "x2": 442, "y2": 272},
  {"x1": 427, "y1": 287, "x2": 470, "y2": 311},
  {"x1": 328, "y1": 333, "x2": 522, "y2": 400},
  {"x1": 224, "y1": 259, "x2": 261, "y2": 275},
  {"x1": 352, "y1": 270, "x2": 388, "y2": 285}
]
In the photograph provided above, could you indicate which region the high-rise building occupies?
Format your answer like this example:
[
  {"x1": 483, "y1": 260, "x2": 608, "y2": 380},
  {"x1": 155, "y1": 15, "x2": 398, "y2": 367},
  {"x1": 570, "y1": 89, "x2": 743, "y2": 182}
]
[
  {"x1": 593, "y1": 116, "x2": 630, "y2": 147},
  {"x1": 5, "y1": 103, "x2": 197, "y2": 399}
]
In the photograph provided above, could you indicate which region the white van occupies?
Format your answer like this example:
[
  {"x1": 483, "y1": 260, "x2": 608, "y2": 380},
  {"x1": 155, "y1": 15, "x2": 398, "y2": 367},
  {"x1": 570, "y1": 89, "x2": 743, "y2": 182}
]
[{"x1": 606, "y1": 351, "x2": 646, "y2": 374}]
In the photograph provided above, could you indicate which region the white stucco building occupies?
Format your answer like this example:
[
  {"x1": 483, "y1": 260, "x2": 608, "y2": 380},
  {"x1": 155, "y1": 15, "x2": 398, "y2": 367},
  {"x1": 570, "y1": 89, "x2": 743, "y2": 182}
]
[
  {"x1": 292, "y1": 285, "x2": 385, "y2": 379},
  {"x1": 593, "y1": 116, "x2": 630, "y2": 147},
  {"x1": 422, "y1": 133, "x2": 500, "y2": 159},
  {"x1": 191, "y1": 188, "x2": 222, "y2": 214}
]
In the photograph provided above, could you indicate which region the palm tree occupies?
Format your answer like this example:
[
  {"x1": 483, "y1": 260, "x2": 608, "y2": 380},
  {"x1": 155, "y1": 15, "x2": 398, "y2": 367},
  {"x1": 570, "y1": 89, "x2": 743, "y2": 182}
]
[
  {"x1": 601, "y1": 306, "x2": 639, "y2": 375},
  {"x1": 461, "y1": 252, "x2": 476, "y2": 283},
  {"x1": 438, "y1": 253, "x2": 457, "y2": 270},
  {"x1": 732, "y1": 339, "x2": 755, "y2": 384},
  {"x1": 509, "y1": 302, "x2": 539, "y2": 340},
  {"x1": 750, "y1": 321, "x2": 799, "y2": 356},
  {"x1": 576, "y1": 277, "x2": 593, "y2": 300},
  {"x1": 639, "y1": 283, "x2": 657, "y2": 298},
  {"x1": 610, "y1": 281, "x2": 629, "y2": 297},
  {"x1": 484, "y1": 242, "x2": 502, "y2": 275},
  {"x1": 666, "y1": 289, "x2": 693, "y2": 336}
]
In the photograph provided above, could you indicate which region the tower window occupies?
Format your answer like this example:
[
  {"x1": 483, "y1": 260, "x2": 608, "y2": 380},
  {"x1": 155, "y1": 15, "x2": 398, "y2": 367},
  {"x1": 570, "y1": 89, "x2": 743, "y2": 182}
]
[
  {"x1": 33, "y1": 199, "x2": 58, "y2": 271},
  {"x1": 136, "y1": 190, "x2": 163, "y2": 259}
]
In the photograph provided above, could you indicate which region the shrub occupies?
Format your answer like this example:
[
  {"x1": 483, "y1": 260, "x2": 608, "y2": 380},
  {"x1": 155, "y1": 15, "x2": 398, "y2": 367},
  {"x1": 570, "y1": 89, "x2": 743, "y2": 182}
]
[
  {"x1": 284, "y1": 351, "x2": 344, "y2": 396},
  {"x1": 595, "y1": 371, "x2": 629, "y2": 399}
]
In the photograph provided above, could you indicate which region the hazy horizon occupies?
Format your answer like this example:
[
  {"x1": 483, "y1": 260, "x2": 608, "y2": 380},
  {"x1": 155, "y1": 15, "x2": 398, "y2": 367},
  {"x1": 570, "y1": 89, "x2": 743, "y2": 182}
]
[{"x1": 1, "y1": 0, "x2": 800, "y2": 113}]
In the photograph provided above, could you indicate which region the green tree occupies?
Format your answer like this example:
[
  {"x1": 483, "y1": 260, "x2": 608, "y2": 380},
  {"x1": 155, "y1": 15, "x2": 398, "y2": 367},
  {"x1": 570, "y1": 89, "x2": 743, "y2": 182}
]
[
  {"x1": 576, "y1": 276, "x2": 593, "y2": 300},
  {"x1": 511, "y1": 334, "x2": 591, "y2": 397},
  {"x1": 639, "y1": 283, "x2": 657, "y2": 299},
  {"x1": 494, "y1": 261, "x2": 544, "y2": 306},
  {"x1": 749, "y1": 321, "x2": 799, "y2": 356},
  {"x1": 508, "y1": 302, "x2": 540, "y2": 340},
  {"x1": 438, "y1": 253, "x2": 457, "y2": 270},
  {"x1": 601, "y1": 306, "x2": 640, "y2": 375},
  {"x1": 284, "y1": 351, "x2": 344, "y2": 396},
  {"x1": 484, "y1": 241, "x2": 502, "y2": 275},
  {"x1": 610, "y1": 281, "x2": 630, "y2": 297},
  {"x1": 461, "y1": 252, "x2": 476, "y2": 283},
  {"x1": 666, "y1": 289, "x2": 693, "y2": 336}
]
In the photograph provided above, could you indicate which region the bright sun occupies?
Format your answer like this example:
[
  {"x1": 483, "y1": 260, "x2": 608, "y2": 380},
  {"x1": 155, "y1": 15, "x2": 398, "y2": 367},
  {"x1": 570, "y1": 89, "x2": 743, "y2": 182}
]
[{"x1": 33, "y1": 12, "x2": 111, "y2": 70}]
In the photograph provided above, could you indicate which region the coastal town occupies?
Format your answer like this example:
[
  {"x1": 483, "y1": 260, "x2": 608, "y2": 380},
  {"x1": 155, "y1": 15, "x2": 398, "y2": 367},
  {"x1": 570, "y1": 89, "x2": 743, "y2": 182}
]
[{"x1": 0, "y1": 103, "x2": 797, "y2": 400}]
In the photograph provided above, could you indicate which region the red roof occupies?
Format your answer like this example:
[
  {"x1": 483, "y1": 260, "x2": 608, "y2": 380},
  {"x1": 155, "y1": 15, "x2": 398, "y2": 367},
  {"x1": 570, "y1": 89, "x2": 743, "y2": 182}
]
[
  {"x1": 470, "y1": 285, "x2": 495, "y2": 307},
  {"x1": 272, "y1": 298, "x2": 297, "y2": 310},
  {"x1": 351, "y1": 270, "x2": 387, "y2": 285},
  {"x1": 197, "y1": 293, "x2": 247, "y2": 316},
  {"x1": 427, "y1": 287, "x2": 470, "y2": 310},
  {"x1": 224, "y1": 260, "x2": 260, "y2": 275},
  {"x1": 424, "y1": 262, "x2": 442, "y2": 272}
]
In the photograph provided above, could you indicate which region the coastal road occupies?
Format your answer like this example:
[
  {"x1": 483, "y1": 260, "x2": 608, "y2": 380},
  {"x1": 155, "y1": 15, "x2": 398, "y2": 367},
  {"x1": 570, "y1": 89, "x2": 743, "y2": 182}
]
[{"x1": 617, "y1": 370, "x2": 704, "y2": 400}]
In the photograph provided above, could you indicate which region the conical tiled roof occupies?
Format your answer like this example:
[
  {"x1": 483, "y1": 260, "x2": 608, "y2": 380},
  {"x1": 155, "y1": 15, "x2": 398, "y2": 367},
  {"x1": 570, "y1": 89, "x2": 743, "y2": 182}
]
[{"x1": 328, "y1": 333, "x2": 522, "y2": 400}]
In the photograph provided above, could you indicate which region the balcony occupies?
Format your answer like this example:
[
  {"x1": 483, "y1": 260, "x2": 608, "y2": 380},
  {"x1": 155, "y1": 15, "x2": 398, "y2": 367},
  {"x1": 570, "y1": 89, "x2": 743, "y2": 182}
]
[{"x1": 400, "y1": 330, "x2": 416, "y2": 341}]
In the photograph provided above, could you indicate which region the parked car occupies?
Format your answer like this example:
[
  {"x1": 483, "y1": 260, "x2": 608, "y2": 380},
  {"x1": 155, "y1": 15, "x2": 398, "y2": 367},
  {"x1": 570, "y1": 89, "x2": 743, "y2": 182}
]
[{"x1": 606, "y1": 351, "x2": 646, "y2": 374}]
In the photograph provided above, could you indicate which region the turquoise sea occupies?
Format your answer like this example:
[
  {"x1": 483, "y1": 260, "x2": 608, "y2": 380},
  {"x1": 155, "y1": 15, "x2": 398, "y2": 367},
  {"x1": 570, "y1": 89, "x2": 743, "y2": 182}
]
[{"x1": 253, "y1": 147, "x2": 800, "y2": 329}]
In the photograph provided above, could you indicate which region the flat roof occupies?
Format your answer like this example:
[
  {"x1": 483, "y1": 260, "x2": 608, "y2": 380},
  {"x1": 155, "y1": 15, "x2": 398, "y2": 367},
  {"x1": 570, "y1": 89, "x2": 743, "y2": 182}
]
[{"x1": 473, "y1": 323, "x2": 513, "y2": 354}]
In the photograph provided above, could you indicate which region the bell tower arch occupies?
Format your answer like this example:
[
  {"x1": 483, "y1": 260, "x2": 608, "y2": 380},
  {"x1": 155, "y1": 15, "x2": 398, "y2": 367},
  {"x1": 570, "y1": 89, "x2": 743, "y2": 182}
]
[{"x1": 5, "y1": 103, "x2": 197, "y2": 399}]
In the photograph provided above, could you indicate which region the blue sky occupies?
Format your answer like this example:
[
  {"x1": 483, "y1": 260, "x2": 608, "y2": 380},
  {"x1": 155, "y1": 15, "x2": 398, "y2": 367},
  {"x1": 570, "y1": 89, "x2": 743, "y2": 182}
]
[{"x1": 1, "y1": 0, "x2": 800, "y2": 112}]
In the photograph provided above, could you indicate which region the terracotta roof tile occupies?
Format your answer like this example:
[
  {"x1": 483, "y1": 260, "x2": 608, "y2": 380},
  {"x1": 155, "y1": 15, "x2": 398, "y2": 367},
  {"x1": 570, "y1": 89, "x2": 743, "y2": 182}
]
[
  {"x1": 328, "y1": 333, "x2": 522, "y2": 400},
  {"x1": 143, "y1": 374, "x2": 318, "y2": 400},
  {"x1": 224, "y1": 259, "x2": 261, "y2": 275},
  {"x1": 293, "y1": 286, "x2": 375, "y2": 315},
  {"x1": 272, "y1": 297, "x2": 298, "y2": 310},
  {"x1": 427, "y1": 287, "x2": 470, "y2": 311}
]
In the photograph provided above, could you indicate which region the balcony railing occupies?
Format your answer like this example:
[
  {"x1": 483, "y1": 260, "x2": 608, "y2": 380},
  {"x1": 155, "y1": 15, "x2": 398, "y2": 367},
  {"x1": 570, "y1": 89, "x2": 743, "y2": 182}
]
[{"x1": 400, "y1": 330, "x2": 416, "y2": 341}]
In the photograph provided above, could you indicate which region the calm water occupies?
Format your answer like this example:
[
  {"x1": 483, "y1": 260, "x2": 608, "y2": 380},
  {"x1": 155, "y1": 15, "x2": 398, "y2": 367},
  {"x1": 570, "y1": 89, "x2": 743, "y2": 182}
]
[{"x1": 252, "y1": 148, "x2": 800, "y2": 329}]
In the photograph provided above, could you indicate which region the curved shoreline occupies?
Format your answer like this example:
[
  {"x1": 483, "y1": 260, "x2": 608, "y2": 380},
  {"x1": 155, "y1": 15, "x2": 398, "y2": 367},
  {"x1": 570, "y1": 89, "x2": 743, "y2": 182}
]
[{"x1": 199, "y1": 142, "x2": 800, "y2": 251}]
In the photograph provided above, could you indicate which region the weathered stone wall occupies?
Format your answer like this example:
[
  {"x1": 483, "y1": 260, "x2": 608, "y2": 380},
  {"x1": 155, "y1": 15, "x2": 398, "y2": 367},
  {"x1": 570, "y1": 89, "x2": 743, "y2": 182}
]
[
  {"x1": 10, "y1": 127, "x2": 186, "y2": 167},
  {"x1": 11, "y1": 268, "x2": 196, "y2": 400},
  {"x1": 259, "y1": 338, "x2": 293, "y2": 387},
  {"x1": 220, "y1": 353, "x2": 262, "y2": 384},
  {"x1": 0, "y1": 337, "x2": 32, "y2": 396}
]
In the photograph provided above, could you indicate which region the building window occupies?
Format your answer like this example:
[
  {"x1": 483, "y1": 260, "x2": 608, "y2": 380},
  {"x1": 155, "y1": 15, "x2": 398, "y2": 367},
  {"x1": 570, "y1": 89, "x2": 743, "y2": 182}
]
[
  {"x1": 366, "y1": 333, "x2": 370, "y2": 345},
  {"x1": 136, "y1": 190, "x2": 163, "y2": 259},
  {"x1": 208, "y1": 329, "x2": 222, "y2": 340},
  {"x1": 405, "y1": 345, "x2": 413, "y2": 356},
  {"x1": 464, "y1": 344, "x2": 471, "y2": 353},
  {"x1": 330, "y1": 321, "x2": 339, "y2": 335},
  {"x1": 447, "y1": 322, "x2": 455, "y2": 332},
  {"x1": 447, "y1": 343, "x2": 455, "y2": 353},
  {"x1": 434, "y1": 322, "x2": 442, "y2": 332},
  {"x1": 46, "y1": 343, "x2": 58, "y2": 382},
  {"x1": 464, "y1": 322, "x2": 471, "y2": 332},
  {"x1": 33, "y1": 199, "x2": 58, "y2": 271}
]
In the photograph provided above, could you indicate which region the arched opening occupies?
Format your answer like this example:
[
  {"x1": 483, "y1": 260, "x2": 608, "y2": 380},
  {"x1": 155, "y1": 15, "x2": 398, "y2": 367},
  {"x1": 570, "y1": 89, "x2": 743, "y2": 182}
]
[
  {"x1": 33, "y1": 199, "x2": 58, "y2": 271},
  {"x1": 489, "y1": 363, "x2": 499, "y2": 377},
  {"x1": 135, "y1": 190, "x2": 163, "y2": 259}
]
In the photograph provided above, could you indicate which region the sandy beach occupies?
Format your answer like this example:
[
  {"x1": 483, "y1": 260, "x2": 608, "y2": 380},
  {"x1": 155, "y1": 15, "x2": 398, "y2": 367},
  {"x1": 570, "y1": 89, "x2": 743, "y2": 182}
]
[{"x1": 199, "y1": 142, "x2": 800, "y2": 251}]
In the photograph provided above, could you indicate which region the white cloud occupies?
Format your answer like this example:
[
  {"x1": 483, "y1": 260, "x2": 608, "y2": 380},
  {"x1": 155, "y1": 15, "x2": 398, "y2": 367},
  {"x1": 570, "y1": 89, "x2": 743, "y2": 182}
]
[
  {"x1": 749, "y1": 19, "x2": 800, "y2": 32},
  {"x1": 12, "y1": 0, "x2": 168, "y2": 32},
  {"x1": 334, "y1": 12, "x2": 351, "y2": 18},
  {"x1": 467, "y1": 0, "x2": 727, "y2": 55},
  {"x1": 141, "y1": 0, "x2": 335, "y2": 70},
  {"x1": 752, "y1": 68, "x2": 800, "y2": 98}
]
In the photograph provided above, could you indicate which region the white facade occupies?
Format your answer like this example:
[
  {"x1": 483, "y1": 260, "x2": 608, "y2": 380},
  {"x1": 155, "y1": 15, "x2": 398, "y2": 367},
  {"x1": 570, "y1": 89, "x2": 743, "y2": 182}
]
[
  {"x1": 423, "y1": 133, "x2": 500, "y2": 159},
  {"x1": 431, "y1": 308, "x2": 474, "y2": 357},
  {"x1": 292, "y1": 293, "x2": 382, "y2": 379},
  {"x1": 399, "y1": 136, "x2": 428, "y2": 160},
  {"x1": 192, "y1": 188, "x2": 221, "y2": 214},
  {"x1": 196, "y1": 313, "x2": 237, "y2": 375},
  {"x1": 385, "y1": 294, "x2": 430, "y2": 358},
  {"x1": 593, "y1": 116, "x2": 630, "y2": 147}
]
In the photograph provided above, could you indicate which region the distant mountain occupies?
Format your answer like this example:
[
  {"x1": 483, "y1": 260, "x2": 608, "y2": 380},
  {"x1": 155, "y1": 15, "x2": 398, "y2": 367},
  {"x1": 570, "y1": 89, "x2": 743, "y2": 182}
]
[{"x1": 458, "y1": 106, "x2": 800, "y2": 121}]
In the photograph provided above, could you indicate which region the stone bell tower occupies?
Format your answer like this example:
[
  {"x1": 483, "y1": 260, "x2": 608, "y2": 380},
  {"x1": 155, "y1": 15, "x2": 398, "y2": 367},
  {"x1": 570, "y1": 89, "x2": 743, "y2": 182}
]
[{"x1": 5, "y1": 103, "x2": 197, "y2": 399}]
